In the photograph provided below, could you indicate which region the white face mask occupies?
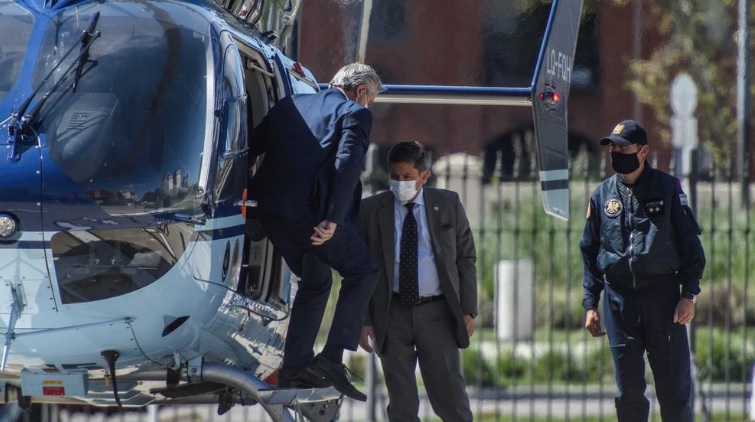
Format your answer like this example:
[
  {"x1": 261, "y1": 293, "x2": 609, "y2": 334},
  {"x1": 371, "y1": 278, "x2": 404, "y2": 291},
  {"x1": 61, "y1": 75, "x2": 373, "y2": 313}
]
[{"x1": 390, "y1": 179, "x2": 418, "y2": 202}]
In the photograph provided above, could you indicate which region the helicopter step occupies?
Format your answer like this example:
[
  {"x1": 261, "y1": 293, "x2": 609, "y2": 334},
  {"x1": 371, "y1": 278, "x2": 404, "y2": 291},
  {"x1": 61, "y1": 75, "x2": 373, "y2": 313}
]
[
  {"x1": 201, "y1": 362, "x2": 342, "y2": 422},
  {"x1": 15, "y1": 362, "x2": 344, "y2": 422},
  {"x1": 262, "y1": 387, "x2": 342, "y2": 422}
]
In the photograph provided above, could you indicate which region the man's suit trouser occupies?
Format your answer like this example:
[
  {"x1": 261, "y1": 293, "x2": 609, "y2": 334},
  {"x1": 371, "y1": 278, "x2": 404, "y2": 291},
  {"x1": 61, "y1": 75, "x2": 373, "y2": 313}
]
[
  {"x1": 380, "y1": 299, "x2": 473, "y2": 422},
  {"x1": 259, "y1": 212, "x2": 379, "y2": 369}
]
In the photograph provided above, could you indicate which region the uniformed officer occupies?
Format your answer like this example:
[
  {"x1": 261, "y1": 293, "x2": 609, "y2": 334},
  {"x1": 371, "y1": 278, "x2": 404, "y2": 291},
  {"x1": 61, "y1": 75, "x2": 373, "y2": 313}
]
[{"x1": 580, "y1": 119, "x2": 706, "y2": 422}]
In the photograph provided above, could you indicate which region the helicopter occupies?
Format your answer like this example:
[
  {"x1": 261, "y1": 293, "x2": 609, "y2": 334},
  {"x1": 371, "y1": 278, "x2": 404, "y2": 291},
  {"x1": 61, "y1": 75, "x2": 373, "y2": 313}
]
[{"x1": 0, "y1": 0, "x2": 582, "y2": 420}]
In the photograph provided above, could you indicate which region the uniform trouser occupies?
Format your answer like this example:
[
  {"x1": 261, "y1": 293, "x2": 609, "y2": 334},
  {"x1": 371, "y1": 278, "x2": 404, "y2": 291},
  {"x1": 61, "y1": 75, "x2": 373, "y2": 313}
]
[
  {"x1": 379, "y1": 299, "x2": 473, "y2": 422},
  {"x1": 259, "y1": 211, "x2": 380, "y2": 370},
  {"x1": 603, "y1": 281, "x2": 693, "y2": 422}
]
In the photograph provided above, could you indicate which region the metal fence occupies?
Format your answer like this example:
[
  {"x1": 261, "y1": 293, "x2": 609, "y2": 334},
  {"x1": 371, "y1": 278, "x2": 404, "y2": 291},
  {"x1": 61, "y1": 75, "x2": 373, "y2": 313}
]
[
  {"x1": 351, "y1": 146, "x2": 753, "y2": 421},
  {"x1": 420, "y1": 147, "x2": 755, "y2": 422},
  {"x1": 6, "y1": 148, "x2": 754, "y2": 421}
]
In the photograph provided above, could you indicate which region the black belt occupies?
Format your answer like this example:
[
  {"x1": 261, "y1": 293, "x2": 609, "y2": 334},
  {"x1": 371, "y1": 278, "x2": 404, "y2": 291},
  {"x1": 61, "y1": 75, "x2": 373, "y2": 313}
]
[
  {"x1": 606, "y1": 277, "x2": 676, "y2": 293},
  {"x1": 393, "y1": 292, "x2": 445, "y2": 306}
]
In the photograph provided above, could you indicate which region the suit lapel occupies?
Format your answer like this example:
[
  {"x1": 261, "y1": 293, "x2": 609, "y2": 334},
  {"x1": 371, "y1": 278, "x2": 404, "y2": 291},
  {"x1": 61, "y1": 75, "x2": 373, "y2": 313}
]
[{"x1": 377, "y1": 193, "x2": 395, "y2": 280}]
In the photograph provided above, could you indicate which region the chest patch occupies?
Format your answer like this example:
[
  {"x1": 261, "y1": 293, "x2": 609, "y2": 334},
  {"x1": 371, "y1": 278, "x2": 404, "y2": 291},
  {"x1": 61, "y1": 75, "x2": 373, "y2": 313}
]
[
  {"x1": 644, "y1": 200, "x2": 665, "y2": 216},
  {"x1": 604, "y1": 198, "x2": 622, "y2": 217}
]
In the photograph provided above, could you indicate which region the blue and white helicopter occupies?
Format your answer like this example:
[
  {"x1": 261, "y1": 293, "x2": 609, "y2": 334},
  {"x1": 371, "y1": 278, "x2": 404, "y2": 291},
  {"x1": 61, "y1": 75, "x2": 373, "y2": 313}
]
[{"x1": 0, "y1": 0, "x2": 582, "y2": 420}]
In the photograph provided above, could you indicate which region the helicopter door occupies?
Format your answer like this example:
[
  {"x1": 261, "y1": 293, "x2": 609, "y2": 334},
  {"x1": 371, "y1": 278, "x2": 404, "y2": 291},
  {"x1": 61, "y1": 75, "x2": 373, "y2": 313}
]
[
  {"x1": 237, "y1": 51, "x2": 281, "y2": 305},
  {"x1": 235, "y1": 50, "x2": 317, "y2": 310}
]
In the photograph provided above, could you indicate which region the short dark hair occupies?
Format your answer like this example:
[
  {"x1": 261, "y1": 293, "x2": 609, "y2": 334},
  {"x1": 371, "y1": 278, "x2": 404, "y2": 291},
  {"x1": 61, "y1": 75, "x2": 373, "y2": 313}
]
[{"x1": 388, "y1": 141, "x2": 427, "y2": 171}]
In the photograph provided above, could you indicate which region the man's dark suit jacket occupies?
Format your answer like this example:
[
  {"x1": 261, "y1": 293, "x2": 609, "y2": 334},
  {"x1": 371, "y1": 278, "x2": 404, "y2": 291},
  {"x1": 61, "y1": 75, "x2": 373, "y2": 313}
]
[
  {"x1": 356, "y1": 188, "x2": 478, "y2": 353},
  {"x1": 249, "y1": 88, "x2": 371, "y2": 226}
]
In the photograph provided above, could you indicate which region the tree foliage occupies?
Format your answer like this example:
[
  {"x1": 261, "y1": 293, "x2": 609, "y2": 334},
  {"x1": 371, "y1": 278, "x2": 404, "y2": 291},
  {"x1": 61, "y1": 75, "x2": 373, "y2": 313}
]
[
  {"x1": 621, "y1": 0, "x2": 753, "y2": 169},
  {"x1": 528, "y1": 0, "x2": 752, "y2": 169}
]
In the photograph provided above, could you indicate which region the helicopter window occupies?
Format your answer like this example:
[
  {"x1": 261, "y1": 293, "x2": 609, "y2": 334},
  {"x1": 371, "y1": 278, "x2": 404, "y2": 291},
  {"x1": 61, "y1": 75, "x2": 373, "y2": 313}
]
[
  {"x1": 288, "y1": 69, "x2": 318, "y2": 94},
  {"x1": 32, "y1": 5, "x2": 212, "y2": 217},
  {"x1": 51, "y1": 222, "x2": 194, "y2": 303},
  {"x1": 0, "y1": 1, "x2": 34, "y2": 103},
  {"x1": 212, "y1": 33, "x2": 248, "y2": 203},
  {"x1": 220, "y1": 43, "x2": 248, "y2": 155},
  {"x1": 243, "y1": 56, "x2": 274, "y2": 129}
]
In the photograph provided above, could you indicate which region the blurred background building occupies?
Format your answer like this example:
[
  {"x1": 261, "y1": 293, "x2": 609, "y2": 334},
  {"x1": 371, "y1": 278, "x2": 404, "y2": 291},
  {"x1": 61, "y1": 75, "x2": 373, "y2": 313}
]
[{"x1": 293, "y1": 0, "x2": 753, "y2": 188}]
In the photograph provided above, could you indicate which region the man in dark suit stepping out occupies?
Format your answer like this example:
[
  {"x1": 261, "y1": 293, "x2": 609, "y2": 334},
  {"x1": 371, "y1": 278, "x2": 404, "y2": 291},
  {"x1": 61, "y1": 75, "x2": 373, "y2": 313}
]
[
  {"x1": 249, "y1": 63, "x2": 383, "y2": 401},
  {"x1": 357, "y1": 141, "x2": 477, "y2": 421}
]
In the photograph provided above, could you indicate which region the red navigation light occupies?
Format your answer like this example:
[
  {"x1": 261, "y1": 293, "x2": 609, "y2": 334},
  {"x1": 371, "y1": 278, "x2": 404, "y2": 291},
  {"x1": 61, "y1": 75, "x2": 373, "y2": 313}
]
[
  {"x1": 538, "y1": 86, "x2": 561, "y2": 110},
  {"x1": 538, "y1": 90, "x2": 561, "y2": 102}
]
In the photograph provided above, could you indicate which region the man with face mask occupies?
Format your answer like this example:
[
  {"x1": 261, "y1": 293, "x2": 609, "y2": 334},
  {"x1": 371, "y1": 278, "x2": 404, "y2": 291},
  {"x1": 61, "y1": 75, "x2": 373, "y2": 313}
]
[
  {"x1": 249, "y1": 63, "x2": 382, "y2": 401},
  {"x1": 356, "y1": 141, "x2": 477, "y2": 422},
  {"x1": 579, "y1": 120, "x2": 706, "y2": 422}
]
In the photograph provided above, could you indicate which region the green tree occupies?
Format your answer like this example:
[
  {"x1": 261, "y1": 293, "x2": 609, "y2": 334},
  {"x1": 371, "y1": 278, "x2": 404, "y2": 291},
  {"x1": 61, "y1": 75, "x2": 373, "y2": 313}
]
[
  {"x1": 622, "y1": 0, "x2": 753, "y2": 168},
  {"x1": 526, "y1": 0, "x2": 752, "y2": 168}
]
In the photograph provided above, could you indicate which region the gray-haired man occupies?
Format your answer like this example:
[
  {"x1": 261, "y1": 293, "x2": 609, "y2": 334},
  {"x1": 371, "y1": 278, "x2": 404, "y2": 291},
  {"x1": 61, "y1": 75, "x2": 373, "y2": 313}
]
[{"x1": 249, "y1": 63, "x2": 383, "y2": 401}]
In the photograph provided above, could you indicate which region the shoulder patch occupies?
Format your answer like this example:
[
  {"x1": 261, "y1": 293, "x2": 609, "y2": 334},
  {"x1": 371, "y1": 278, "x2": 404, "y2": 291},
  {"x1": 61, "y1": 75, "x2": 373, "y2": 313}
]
[
  {"x1": 604, "y1": 198, "x2": 622, "y2": 217},
  {"x1": 679, "y1": 193, "x2": 689, "y2": 207}
]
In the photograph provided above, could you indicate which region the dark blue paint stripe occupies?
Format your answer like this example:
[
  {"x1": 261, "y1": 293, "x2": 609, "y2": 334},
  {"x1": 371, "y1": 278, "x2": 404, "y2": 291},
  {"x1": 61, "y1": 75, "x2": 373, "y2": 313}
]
[
  {"x1": 0, "y1": 240, "x2": 48, "y2": 249},
  {"x1": 194, "y1": 224, "x2": 246, "y2": 241},
  {"x1": 0, "y1": 223, "x2": 246, "y2": 249},
  {"x1": 540, "y1": 179, "x2": 569, "y2": 191}
]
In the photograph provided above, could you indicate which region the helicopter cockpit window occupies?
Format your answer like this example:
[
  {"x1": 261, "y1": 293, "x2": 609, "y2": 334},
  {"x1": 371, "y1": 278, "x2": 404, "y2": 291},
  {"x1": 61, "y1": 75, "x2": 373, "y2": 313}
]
[
  {"x1": 0, "y1": 1, "x2": 33, "y2": 103},
  {"x1": 34, "y1": 2, "x2": 218, "y2": 303},
  {"x1": 34, "y1": 3, "x2": 211, "y2": 217}
]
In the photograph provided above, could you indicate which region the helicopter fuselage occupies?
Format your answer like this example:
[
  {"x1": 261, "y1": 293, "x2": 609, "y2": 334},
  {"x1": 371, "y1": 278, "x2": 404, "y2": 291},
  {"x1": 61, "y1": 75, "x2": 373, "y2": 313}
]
[{"x1": 0, "y1": 0, "x2": 309, "y2": 407}]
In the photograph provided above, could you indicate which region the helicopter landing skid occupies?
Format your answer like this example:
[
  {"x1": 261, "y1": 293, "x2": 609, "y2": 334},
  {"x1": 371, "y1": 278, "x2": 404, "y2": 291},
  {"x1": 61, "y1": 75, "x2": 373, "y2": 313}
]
[{"x1": 200, "y1": 362, "x2": 342, "y2": 422}]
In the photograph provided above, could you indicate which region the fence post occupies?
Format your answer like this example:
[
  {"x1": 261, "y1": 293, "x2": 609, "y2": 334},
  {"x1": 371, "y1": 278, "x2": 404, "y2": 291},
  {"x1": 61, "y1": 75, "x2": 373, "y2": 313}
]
[
  {"x1": 750, "y1": 361, "x2": 755, "y2": 420},
  {"x1": 496, "y1": 260, "x2": 534, "y2": 341}
]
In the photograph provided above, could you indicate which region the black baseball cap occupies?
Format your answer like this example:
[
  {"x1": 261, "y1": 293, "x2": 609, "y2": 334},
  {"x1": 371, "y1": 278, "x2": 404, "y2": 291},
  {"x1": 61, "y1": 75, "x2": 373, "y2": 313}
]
[{"x1": 599, "y1": 120, "x2": 648, "y2": 146}]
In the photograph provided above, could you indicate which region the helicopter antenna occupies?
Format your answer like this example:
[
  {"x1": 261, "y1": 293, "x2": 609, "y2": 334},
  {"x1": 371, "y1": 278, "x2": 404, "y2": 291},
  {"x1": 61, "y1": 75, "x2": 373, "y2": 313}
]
[{"x1": 101, "y1": 350, "x2": 123, "y2": 408}]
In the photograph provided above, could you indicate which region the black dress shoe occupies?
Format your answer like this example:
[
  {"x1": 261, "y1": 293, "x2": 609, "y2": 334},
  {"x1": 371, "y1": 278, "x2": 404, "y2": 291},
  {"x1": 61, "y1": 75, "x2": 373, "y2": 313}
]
[
  {"x1": 306, "y1": 354, "x2": 366, "y2": 401},
  {"x1": 277, "y1": 367, "x2": 331, "y2": 388}
]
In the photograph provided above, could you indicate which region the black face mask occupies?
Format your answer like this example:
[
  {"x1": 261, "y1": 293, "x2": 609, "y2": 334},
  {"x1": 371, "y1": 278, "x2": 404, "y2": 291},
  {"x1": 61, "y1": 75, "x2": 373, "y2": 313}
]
[{"x1": 610, "y1": 151, "x2": 640, "y2": 174}]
